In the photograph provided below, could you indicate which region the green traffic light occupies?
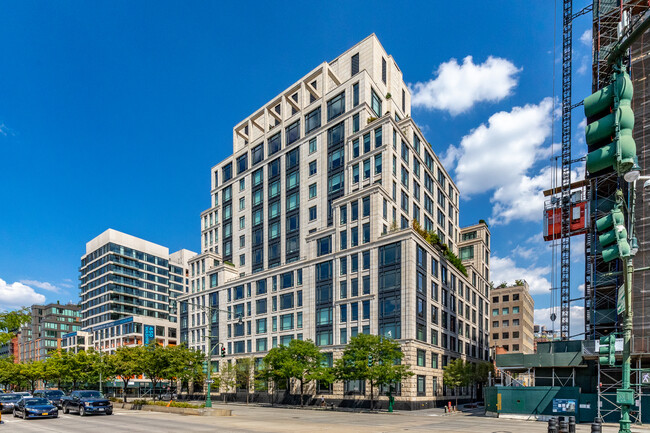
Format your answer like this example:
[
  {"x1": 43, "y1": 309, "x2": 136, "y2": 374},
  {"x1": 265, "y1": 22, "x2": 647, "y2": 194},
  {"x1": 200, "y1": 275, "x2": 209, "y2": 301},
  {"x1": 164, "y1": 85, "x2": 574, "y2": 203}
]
[{"x1": 584, "y1": 71, "x2": 637, "y2": 176}]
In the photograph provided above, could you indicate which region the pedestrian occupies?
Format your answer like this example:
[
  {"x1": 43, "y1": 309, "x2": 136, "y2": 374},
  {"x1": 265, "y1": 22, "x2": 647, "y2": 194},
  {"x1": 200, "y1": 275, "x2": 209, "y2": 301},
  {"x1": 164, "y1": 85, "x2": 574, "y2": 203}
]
[{"x1": 320, "y1": 396, "x2": 325, "y2": 408}]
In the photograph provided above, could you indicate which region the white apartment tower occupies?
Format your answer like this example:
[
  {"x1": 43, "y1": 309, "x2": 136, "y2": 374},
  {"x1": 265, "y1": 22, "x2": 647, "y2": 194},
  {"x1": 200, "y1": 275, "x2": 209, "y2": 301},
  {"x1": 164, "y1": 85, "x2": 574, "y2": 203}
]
[
  {"x1": 180, "y1": 35, "x2": 491, "y2": 408},
  {"x1": 77, "y1": 229, "x2": 195, "y2": 353}
]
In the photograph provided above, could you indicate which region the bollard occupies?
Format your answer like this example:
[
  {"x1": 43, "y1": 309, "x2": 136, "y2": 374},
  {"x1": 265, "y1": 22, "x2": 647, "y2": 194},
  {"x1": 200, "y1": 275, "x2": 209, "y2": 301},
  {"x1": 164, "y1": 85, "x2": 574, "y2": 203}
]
[
  {"x1": 559, "y1": 416, "x2": 569, "y2": 433},
  {"x1": 590, "y1": 421, "x2": 601, "y2": 433},
  {"x1": 548, "y1": 417, "x2": 558, "y2": 433},
  {"x1": 568, "y1": 416, "x2": 575, "y2": 433}
]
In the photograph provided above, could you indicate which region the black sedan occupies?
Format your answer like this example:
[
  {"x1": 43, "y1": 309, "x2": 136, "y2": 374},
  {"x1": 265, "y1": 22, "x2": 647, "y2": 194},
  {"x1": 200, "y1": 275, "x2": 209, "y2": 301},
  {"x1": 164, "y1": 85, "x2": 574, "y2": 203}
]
[
  {"x1": 0, "y1": 393, "x2": 22, "y2": 413},
  {"x1": 33, "y1": 389, "x2": 66, "y2": 409},
  {"x1": 13, "y1": 397, "x2": 58, "y2": 420}
]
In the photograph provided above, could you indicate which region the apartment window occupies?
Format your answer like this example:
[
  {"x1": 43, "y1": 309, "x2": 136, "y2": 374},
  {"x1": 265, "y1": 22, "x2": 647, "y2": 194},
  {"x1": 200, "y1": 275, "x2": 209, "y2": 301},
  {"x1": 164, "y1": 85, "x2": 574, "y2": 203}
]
[
  {"x1": 327, "y1": 92, "x2": 346, "y2": 121},
  {"x1": 309, "y1": 183, "x2": 317, "y2": 198},
  {"x1": 285, "y1": 121, "x2": 301, "y2": 146},
  {"x1": 513, "y1": 319, "x2": 520, "y2": 326},
  {"x1": 417, "y1": 375, "x2": 425, "y2": 396},
  {"x1": 417, "y1": 349, "x2": 426, "y2": 367},
  {"x1": 502, "y1": 320, "x2": 509, "y2": 327},
  {"x1": 351, "y1": 53, "x2": 359, "y2": 76},
  {"x1": 329, "y1": 148, "x2": 344, "y2": 170},
  {"x1": 363, "y1": 159, "x2": 371, "y2": 179},
  {"x1": 492, "y1": 296, "x2": 499, "y2": 303},
  {"x1": 375, "y1": 127, "x2": 382, "y2": 148},
  {"x1": 352, "y1": 164, "x2": 359, "y2": 183},
  {"x1": 340, "y1": 205, "x2": 347, "y2": 224},
  {"x1": 286, "y1": 192, "x2": 299, "y2": 211},
  {"x1": 237, "y1": 154, "x2": 248, "y2": 174},
  {"x1": 305, "y1": 107, "x2": 321, "y2": 134},
  {"x1": 317, "y1": 236, "x2": 332, "y2": 256},
  {"x1": 362, "y1": 275, "x2": 370, "y2": 295},
  {"x1": 502, "y1": 295, "x2": 509, "y2": 302},
  {"x1": 309, "y1": 206, "x2": 317, "y2": 221},
  {"x1": 340, "y1": 328, "x2": 348, "y2": 344},
  {"x1": 363, "y1": 133, "x2": 371, "y2": 153},
  {"x1": 513, "y1": 306, "x2": 520, "y2": 314},
  {"x1": 287, "y1": 147, "x2": 300, "y2": 170},
  {"x1": 252, "y1": 143, "x2": 264, "y2": 166},
  {"x1": 402, "y1": 89, "x2": 406, "y2": 113},
  {"x1": 362, "y1": 251, "x2": 370, "y2": 270},
  {"x1": 362, "y1": 300, "x2": 370, "y2": 319},
  {"x1": 460, "y1": 246, "x2": 474, "y2": 260},
  {"x1": 353, "y1": 82, "x2": 359, "y2": 106},
  {"x1": 340, "y1": 280, "x2": 347, "y2": 298},
  {"x1": 492, "y1": 309, "x2": 498, "y2": 316},
  {"x1": 351, "y1": 303, "x2": 359, "y2": 321},
  {"x1": 309, "y1": 161, "x2": 317, "y2": 176},
  {"x1": 352, "y1": 113, "x2": 360, "y2": 133},
  {"x1": 340, "y1": 230, "x2": 348, "y2": 250},
  {"x1": 513, "y1": 344, "x2": 520, "y2": 351},
  {"x1": 352, "y1": 138, "x2": 360, "y2": 158},
  {"x1": 371, "y1": 89, "x2": 382, "y2": 117},
  {"x1": 513, "y1": 331, "x2": 520, "y2": 339},
  {"x1": 502, "y1": 332, "x2": 509, "y2": 339},
  {"x1": 513, "y1": 294, "x2": 520, "y2": 301},
  {"x1": 381, "y1": 57, "x2": 387, "y2": 83},
  {"x1": 375, "y1": 154, "x2": 382, "y2": 174}
]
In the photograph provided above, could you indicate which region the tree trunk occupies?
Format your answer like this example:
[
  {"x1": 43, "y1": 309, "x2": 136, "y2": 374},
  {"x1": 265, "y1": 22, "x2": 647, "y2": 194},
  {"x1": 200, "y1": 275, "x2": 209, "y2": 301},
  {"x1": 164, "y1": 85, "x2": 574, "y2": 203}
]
[
  {"x1": 300, "y1": 378, "x2": 304, "y2": 408},
  {"x1": 124, "y1": 378, "x2": 130, "y2": 403}
]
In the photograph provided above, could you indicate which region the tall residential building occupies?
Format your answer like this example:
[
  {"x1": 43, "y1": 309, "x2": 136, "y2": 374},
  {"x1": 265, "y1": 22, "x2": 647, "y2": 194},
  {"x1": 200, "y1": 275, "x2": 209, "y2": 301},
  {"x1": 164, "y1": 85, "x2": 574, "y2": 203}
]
[
  {"x1": 75, "y1": 229, "x2": 194, "y2": 353},
  {"x1": 180, "y1": 35, "x2": 491, "y2": 407},
  {"x1": 489, "y1": 282, "x2": 534, "y2": 354},
  {"x1": 15, "y1": 303, "x2": 81, "y2": 362}
]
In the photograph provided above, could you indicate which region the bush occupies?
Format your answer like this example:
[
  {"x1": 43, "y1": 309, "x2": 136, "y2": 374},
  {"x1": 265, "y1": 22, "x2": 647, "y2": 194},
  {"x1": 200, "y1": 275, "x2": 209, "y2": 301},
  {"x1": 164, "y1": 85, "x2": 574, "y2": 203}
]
[
  {"x1": 109, "y1": 397, "x2": 123, "y2": 403},
  {"x1": 129, "y1": 399, "x2": 204, "y2": 409},
  {"x1": 411, "y1": 220, "x2": 468, "y2": 277}
]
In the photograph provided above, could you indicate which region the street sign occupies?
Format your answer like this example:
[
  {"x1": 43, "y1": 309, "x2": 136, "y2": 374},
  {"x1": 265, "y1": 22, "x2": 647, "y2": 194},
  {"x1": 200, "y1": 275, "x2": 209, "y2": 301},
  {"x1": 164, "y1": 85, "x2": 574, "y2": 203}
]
[
  {"x1": 640, "y1": 370, "x2": 650, "y2": 386},
  {"x1": 205, "y1": 379, "x2": 215, "y2": 384}
]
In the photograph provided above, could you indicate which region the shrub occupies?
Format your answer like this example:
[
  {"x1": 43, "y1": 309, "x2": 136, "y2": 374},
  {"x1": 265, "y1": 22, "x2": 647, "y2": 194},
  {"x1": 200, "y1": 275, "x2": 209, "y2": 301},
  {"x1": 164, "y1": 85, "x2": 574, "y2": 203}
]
[{"x1": 411, "y1": 220, "x2": 468, "y2": 276}]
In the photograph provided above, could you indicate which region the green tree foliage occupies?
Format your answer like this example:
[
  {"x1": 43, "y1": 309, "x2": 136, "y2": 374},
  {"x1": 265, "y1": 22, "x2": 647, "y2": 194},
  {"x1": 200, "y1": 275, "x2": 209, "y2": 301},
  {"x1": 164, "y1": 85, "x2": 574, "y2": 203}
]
[
  {"x1": 217, "y1": 362, "x2": 238, "y2": 403},
  {"x1": 0, "y1": 307, "x2": 31, "y2": 345},
  {"x1": 443, "y1": 359, "x2": 473, "y2": 407},
  {"x1": 0, "y1": 357, "x2": 20, "y2": 390},
  {"x1": 334, "y1": 334, "x2": 412, "y2": 410},
  {"x1": 412, "y1": 220, "x2": 467, "y2": 276},
  {"x1": 19, "y1": 361, "x2": 45, "y2": 393},
  {"x1": 235, "y1": 357, "x2": 255, "y2": 404},
  {"x1": 141, "y1": 342, "x2": 170, "y2": 401},
  {"x1": 109, "y1": 346, "x2": 146, "y2": 402}
]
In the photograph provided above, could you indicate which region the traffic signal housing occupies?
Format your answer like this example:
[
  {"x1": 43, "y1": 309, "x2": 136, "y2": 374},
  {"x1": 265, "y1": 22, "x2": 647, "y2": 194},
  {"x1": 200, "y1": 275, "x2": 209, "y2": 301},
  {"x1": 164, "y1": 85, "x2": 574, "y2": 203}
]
[
  {"x1": 367, "y1": 354, "x2": 373, "y2": 367},
  {"x1": 595, "y1": 207, "x2": 630, "y2": 262},
  {"x1": 584, "y1": 70, "x2": 636, "y2": 176},
  {"x1": 221, "y1": 347, "x2": 226, "y2": 357},
  {"x1": 599, "y1": 334, "x2": 616, "y2": 366}
]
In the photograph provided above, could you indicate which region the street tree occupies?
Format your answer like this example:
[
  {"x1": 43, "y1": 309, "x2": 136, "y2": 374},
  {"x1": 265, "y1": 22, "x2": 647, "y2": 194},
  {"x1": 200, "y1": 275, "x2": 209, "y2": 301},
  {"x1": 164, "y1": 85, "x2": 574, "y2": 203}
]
[
  {"x1": 235, "y1": 357, "x2": 255, "y2": 404},
  {"x1": 109, "y1": 346, "x2": 145, "y2": 402},
  {"x1": 443, "y1": 358, "x2": 467, "y2": 407},
  {"x1": 218, "y1": 362, "x2": 237, "y2": 403},
  {"x1": 19, "y1": 361, "x2": 44, "y2": 393},
  {"x1": 334, "y1": 334, "x2": 412, "y2": 410},
  {"x1": 0, "y1": 357, "x2": 20, "y2": 390},
  {"x1": 165, "y1": 344, "x2": 205, "y2": 395},
  {"x1": 285, "y1": 339, "x2": 328, "y2": 407},
  {"x1": 0, "y1": 307, "x2": 30, "y2": 345},
  {"x1": 141, "y1": 342, "x2": 169, "y2": 401}
]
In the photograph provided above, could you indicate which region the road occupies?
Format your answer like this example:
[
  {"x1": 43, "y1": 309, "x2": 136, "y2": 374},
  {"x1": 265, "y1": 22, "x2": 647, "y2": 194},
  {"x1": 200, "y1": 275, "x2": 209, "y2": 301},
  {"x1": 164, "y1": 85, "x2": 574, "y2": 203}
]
[{"x1": 0, "y1": 406, "x2": 629, "y2": 433}]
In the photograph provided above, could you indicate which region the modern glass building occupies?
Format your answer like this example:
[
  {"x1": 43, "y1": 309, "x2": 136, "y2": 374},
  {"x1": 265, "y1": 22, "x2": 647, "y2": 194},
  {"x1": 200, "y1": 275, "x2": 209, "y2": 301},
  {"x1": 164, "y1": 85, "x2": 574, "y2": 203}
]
[
  {"x1": 79, "y1": 229, "x2": 194, "y2": 339},
  {"x1": 179, "y1": 35, "x2": 491, "y2": 407}
]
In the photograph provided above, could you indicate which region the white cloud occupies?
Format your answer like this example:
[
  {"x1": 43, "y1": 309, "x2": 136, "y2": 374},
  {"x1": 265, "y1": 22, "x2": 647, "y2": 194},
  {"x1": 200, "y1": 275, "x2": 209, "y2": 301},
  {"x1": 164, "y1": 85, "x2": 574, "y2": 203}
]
[
  {"x1": 19, "y1": 280, "x2": 62, "y2": 293},
  {"x1": 534, "y1": 305, "x2": 584, "y2": 337},
  {"x1": 490, "y1": 255, "x2": 552, "y2": 295},
  {"x1": 451, "y1": 98, "x2": 554, "y2": 196},
  {"x1": 410, "y1": 56, "x2": 521, "y2": 115},
  {"x1": 0, "y1": 278, "x2": 46, "y2": 310},
  {"x1": 580, "y1": 29, "x2": 592, "y2": 47}
]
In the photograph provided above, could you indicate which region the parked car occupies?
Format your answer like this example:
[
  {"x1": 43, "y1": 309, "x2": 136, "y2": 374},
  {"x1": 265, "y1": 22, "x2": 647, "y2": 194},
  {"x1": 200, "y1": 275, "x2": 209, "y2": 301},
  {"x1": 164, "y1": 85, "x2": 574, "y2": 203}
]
[
  {"x1": 33, "y1": 390, "x2": 66, "y2": 409},
  {"x1": 13, "y1": 397, "x2": 58, "y2": 420},
  {"x1": 62, "y1": 390, "x2": 112, "y2": 416},
  {"x1": 15, "y1": 392, "x2": 32, "y2": 398},
  {"x1": 0, "y1": 393, "x2": 23, "y2": 413},
  {"x1": 160, "y1": 392, "x2": 177, "y2": 401}
]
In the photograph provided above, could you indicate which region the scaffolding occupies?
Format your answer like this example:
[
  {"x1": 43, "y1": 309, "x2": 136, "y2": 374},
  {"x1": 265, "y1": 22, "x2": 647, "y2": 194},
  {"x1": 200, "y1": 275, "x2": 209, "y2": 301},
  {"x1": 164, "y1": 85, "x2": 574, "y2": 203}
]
[{"x1": 585, "y1": 0, "x2": 650, "y2": 342}]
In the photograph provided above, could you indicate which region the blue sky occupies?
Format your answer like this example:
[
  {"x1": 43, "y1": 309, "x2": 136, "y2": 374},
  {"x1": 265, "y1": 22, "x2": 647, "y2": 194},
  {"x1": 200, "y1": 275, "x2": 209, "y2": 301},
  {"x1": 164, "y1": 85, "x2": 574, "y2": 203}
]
[{"x1": 0, "y1": 1, "x2": 592, "y2": 333}]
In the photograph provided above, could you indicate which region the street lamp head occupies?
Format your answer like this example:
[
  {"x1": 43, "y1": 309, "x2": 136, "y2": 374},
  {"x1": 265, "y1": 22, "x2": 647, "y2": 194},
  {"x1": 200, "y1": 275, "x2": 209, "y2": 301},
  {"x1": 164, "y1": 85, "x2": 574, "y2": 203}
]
[
  {"x1": 237, "y1": 314, "x2": 243, "y2": 325},
  {"x1": 624, "y1": 157, "x2": 641, "y2": 182}
]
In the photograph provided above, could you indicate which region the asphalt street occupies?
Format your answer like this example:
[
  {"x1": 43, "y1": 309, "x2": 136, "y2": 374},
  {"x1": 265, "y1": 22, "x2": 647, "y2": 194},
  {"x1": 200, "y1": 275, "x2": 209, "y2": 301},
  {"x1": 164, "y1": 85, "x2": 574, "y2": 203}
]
[{"x1": 0, "y1": 406, "x2": 630, "y2": 433}]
